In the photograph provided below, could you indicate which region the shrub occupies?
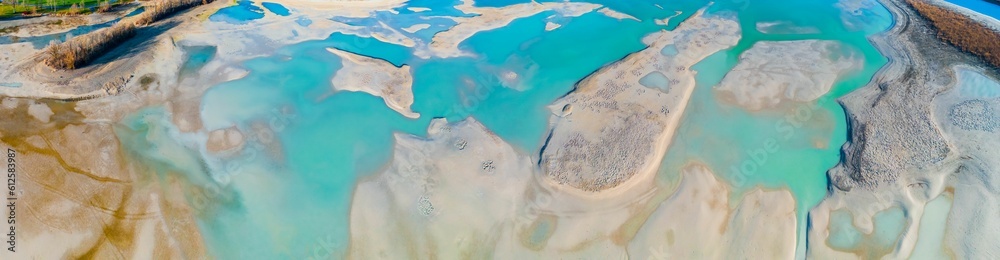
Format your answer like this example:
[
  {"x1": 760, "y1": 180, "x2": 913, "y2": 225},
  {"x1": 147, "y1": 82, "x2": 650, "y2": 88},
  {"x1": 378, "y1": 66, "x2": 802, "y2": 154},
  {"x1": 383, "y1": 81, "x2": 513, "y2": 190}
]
[
  {"x1": 97, "y1": 0, "x2": 110, "y2": 13},
  {"x1": 907, "y1": 0, "x2": 1000, "y2": 68},
  {"x1": 43, "y1": 0, "x2": 214, "y2": 70}
]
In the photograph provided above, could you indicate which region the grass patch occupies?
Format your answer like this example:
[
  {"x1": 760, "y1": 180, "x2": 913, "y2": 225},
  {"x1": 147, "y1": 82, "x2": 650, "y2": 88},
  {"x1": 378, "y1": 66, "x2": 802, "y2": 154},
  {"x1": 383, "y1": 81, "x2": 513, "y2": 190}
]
[
  {"x1": 907, "y1": 0, "x2": 1000, "y2": 69},
  {"x1": 0, "y1": 0, "x2": 117, "y2": 17}
]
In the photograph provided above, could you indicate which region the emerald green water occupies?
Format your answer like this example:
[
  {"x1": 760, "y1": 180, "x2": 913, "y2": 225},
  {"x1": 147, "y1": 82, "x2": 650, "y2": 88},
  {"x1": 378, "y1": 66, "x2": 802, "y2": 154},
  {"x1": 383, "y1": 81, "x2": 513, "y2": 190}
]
[{"x1": 115, "y1": 0, "x2": 894, "y2": 258}]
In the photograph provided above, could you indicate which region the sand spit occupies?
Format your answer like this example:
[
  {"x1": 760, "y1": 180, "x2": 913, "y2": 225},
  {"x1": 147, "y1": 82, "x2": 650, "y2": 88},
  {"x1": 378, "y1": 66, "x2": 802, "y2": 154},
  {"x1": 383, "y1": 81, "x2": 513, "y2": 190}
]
[
  {"x1": 808, "y1": 0, "x2": 1000, "y2": 258},
  {"x1": 628, "y1": 164, "x2": 797, "y2": 259},
  {"x1": 277, "y1": 0, "x2": 408, "y2": 15},
  {"x1": 401, "y1": 24, "x2": 430, "y2": 34},
  {"x1": 327, "y1": 47, "x2": 419, "y2": 119},
  {"x1": 544, "y1": 21, "x2": 561, "y2": 31},
  {"x1": 426, "y1": 0, "x2": 603, "y2": 58},
  {"x1": 715, "y1": 40, "x2": 862, "y2": 110},
  {"x1": 597, "y1": 7, "x2": 639, "y2": 21},
  {"x1": 538, "y1": 11, "x2": 741, "y2": 192}
]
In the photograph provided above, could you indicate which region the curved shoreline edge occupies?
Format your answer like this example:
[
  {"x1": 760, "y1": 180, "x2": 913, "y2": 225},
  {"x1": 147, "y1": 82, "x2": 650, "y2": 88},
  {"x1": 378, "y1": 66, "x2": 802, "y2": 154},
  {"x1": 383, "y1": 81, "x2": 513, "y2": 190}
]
[{"x1": 808, "y1": 0, "x2": 1000, "y2": 258}]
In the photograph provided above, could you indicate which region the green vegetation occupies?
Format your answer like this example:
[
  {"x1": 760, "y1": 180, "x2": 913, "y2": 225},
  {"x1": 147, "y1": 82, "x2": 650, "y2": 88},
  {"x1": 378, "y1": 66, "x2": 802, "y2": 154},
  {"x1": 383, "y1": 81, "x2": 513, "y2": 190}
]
[{"x1": 0, "y1": 0, "x2": 117, "y2": 18}]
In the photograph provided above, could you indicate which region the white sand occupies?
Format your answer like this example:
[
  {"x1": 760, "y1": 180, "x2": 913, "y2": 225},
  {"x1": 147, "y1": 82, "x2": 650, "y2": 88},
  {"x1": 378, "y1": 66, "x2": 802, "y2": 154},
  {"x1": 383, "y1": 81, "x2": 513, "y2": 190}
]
[
  {"x1": 540, "y1": 11, "x2": 741, "y2": 192},
  {"x1": 715, "y1": 40, "x2": 861, "y2": 110},
  {"x1": 628, "y1": 164, "x2": 797, "y2": 259},
  {"x1": 349, "y1": 118, "x2": 535, "y2": 258},
  {"x1": 598, "y1": 7, "x2": 639, "y2": 21},
  {"x1": 349, "y1": 119, "x2": 799, "y2": 259},
  {"x1": 401, "y1": 23, "x2": 431, "y2": 33},
  {"x1": 407, "y1": 7, "x2": 430, "y2": 12},
  {"x1": 545, "y1": 21, "x2": 561, "y2": 31},
  {"x1": 326, "y1": 47, "x2": 419, "y2": 119},
  {"x1": 1, "y1": 97, "x2": 19, "y2": 109},
  {"x1": 27, "y1": 101, "x2": 54, "y2": 123}
]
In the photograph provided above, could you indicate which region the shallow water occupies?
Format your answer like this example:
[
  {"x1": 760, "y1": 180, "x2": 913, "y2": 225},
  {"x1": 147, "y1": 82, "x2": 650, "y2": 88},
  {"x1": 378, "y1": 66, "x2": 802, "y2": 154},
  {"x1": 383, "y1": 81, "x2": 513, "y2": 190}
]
[
  {"x1": 179, "y1": 45, "x2": 217, "y2": 78},
  {"x1": 261, "y1": 2, "x2": 290, "y2": 16},
  {"x1": 0, "y1": 18, "x2": 119, "y2": 48},
  {"x1": 118, "y1": 0, "x2": 895, "y2": 258},
  {"x1": 658, "y1": 0, "x2": 892, "y2": 258},
  {"x1": 210, "y1": 0, "x2": 266, "y2": 24},
  {"x1": 957, "y1": 68, "x2": 1000, "y2": 98},
  {"x1": 911, "y1": 195, "x2": 953, "y2": 260}
]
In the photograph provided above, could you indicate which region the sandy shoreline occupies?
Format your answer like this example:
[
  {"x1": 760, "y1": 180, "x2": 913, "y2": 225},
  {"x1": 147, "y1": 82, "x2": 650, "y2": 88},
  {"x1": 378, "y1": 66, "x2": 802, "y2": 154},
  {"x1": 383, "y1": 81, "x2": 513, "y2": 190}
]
[
  {"x1": 348, "y1": 9, "x2": 799, "y2": 258},
  {"x1": 11, "y1": 0, "x2": 998, "y2": 257},
  {"x1": 539, "y1": 10, "x2": 740, "y2": 194},
  {"x1": 808, "y1": 0, "x2": 1000, "y2": 258}
]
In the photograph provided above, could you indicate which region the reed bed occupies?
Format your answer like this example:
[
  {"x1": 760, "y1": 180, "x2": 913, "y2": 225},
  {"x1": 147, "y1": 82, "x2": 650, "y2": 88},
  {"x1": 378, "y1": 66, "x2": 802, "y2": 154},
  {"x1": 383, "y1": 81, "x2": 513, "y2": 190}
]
[
  {"x1": 44, "y1": 0, "x2": 213, "y2": 69},
  {"x1": 907, "y1": 0, "x2": 1000, "y2": 69}
]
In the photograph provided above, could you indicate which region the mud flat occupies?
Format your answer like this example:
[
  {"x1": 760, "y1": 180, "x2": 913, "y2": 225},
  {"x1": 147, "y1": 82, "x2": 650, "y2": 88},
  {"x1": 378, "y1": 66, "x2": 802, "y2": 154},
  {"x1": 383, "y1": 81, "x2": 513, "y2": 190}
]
[
  {"x1": 326, "y1": 47, "x2": 418, "y2": 118},
  {"x1": 345, "y1": 10, "x2": 808, "y2": 259},
  {"x1": 807, "y1": 0, "x2": 1000, "y2": 258},
  {"x1": 715, "y1": 40, "x2": 862, "y2": 110},
  {"x1": 539, "y1": 11, "x2": 740, "y2": 193},
  {"x1": 0, "y1": 0, "x2": 427, "y2": 258},
  {"x1": 348, "y1": 118, "x2": 536, "y2": 258},
  {"x1": 629, "y1": 164, "x2": 797, "y2": 259},
  {"x1": 348, "y1": 121, "x2": 800, "y2": 258}
]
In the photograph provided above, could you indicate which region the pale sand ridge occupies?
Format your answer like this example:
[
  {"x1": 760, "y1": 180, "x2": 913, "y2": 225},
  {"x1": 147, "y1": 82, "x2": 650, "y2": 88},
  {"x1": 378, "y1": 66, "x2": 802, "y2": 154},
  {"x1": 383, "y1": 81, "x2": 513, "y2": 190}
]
[
  {"x1": 327, "y1": 47, "x2": 419, "y2": 119},
  {"x1": 715, "y1": 40, "x2": 862, "y2": 110}
]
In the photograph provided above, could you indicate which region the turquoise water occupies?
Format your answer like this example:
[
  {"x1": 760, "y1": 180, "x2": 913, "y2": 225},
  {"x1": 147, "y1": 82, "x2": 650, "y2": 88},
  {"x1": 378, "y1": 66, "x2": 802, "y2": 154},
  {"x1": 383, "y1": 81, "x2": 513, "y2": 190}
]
[
  {"x1": 825, "y1": 207, "x2": 907, "y2": 256},
  {"x1": 657, "y1": 0, "x2": 893, "y2": 258},
  {"x1": 827, "y1": 210, "x2": 863, "y2": 249},
  {"x1": 210, "y1": 0, "x2": 265, "y2": 24},
  {"x1": 261, "y1": 2, "x2": 290, "y2": 16},
  {"x1": 0, "y1": 18, "x2": 119, "y2": 48},
  {"x1": 125, "y1": 6, "x2": 145, "y2": 17},
  {"x1": 295, "y1": 17, "x2": 312, "y2": 27},
  {"x1": 117, "y1": 0, "x2": 895, "y2": 258},
  {"x1": 958, "y1": 68, "x2": 1000, "y2": 98},
  {"x1": 127, "y1": 3, "x2": 675, "y2": 257},
  {"x1": 660, "y1": 44, "x2": 679, "y2": 56},
  {"x1": 179, "y1": 45, "x2": 217, "y2": 77},
  {"x1": 911, "y1": 195, "x2": 952, "y2": 260},
  {"x1": 945, "y1": 0, "x2": 1000, "y2": 21}
]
